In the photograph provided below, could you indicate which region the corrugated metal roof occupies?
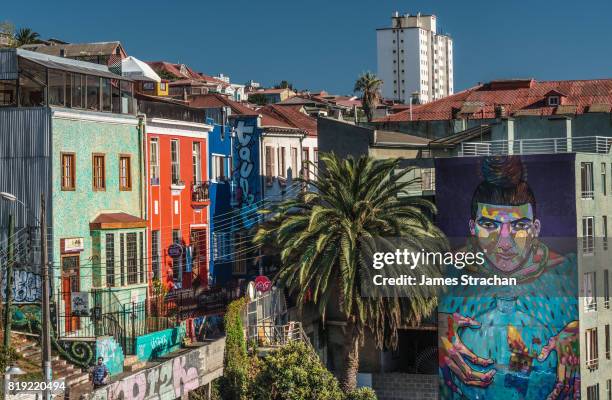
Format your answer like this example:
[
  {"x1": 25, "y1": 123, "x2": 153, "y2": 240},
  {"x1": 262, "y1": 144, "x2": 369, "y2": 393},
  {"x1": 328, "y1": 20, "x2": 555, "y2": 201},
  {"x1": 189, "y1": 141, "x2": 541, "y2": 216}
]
[{"x1": 429, "y1": 125, "x2": 492, "y2": 147}]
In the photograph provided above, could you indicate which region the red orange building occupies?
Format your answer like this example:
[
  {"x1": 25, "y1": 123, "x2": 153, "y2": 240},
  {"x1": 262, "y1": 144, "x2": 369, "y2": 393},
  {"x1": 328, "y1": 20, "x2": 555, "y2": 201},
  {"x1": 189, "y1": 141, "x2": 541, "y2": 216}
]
[{"x1": 144, "y1": 107, "x2": 213, "y2": 292}]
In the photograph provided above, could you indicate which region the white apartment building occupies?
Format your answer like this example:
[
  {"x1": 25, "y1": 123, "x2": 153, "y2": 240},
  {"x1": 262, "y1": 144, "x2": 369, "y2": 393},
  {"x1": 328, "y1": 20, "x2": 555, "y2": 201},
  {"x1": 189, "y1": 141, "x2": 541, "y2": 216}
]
[{"x1": 377, "y1": 12, "x2": 453, "y2": 104}]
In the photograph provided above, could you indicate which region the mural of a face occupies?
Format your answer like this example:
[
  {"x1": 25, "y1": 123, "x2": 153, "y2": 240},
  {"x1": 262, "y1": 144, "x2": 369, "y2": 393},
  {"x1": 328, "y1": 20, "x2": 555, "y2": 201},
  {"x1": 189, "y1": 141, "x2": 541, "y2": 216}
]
[{"x1": 469, "y1": 202, "x2": 541, "y2": 273}]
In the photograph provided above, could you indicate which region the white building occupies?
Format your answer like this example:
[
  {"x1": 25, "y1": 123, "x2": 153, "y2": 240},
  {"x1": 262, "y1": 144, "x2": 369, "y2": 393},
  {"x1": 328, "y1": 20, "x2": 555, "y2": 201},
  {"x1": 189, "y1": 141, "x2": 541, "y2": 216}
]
[{"x1": 376, "y1": 12, "x2": 453, "y2": 104}]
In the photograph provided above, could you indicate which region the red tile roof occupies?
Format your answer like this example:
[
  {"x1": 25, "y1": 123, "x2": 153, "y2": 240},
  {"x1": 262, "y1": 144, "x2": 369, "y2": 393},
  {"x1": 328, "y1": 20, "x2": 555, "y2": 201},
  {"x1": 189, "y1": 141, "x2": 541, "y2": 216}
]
[
  {"x1": 188, "y1": 93, "x2": 258, "y2": 116},
  {"x1": 375, "y1": 79, "x2": 612, "y2": 122},
  {"x1": 258, "y1": 104, "x2": 317, "y2": 136},
  {"x1": 147, "y1": 61, "x2": 228, "y2": 87}
]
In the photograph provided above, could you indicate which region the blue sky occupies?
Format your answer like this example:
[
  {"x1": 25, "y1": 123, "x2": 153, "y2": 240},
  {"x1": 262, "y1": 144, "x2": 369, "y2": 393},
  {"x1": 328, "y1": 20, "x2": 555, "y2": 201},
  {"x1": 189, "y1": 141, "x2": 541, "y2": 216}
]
[{"x1": 3, "y1": 0, "x2": 612, "y2": 95}]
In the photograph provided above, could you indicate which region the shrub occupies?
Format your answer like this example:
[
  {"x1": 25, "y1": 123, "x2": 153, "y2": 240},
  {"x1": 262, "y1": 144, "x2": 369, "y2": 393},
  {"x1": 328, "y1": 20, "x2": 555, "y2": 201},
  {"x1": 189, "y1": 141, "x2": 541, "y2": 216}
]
[
  {"x1": 220, "y1": 298, "x2": 249, "y2": 400},
  {"x1": 252, "y1": 341, "x2": 343, "y2": 400},
  {"x1": 346, "y1": 387, "x2": 378, "y2": 400}
]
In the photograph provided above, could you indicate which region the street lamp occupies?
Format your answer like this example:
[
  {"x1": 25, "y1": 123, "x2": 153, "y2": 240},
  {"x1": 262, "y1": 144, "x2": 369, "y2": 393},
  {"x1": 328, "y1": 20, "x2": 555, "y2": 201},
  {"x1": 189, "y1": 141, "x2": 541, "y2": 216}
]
[{"x1": 0, "y1": 193, "x2": 16, "y2": 202}]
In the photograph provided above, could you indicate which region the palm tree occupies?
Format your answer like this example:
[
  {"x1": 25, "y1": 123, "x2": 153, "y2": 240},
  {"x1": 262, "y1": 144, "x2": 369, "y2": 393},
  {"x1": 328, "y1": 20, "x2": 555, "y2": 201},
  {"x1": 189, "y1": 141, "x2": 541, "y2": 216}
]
[
  {"x1": 354, "y1": 72, "x2": 383, "y2": 123},
  {"x1": 13, "y1": 28, "x2": 40, "y2": 47},
  {"x1": 255, "y1": 153, "x2": 447, "y2": 392}
]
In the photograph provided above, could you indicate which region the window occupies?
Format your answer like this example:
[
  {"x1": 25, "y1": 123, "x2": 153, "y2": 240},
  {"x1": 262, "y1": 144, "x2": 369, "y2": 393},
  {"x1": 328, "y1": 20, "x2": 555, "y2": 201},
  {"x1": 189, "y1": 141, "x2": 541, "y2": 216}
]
[
  {"x1": 583, "y1": 216, "x2": 595, "y2": 254},
  {"x1": 119, "y1": 155, "x2": 132, "y2": 191},
  {"x1": 602, "y1": 163, "x2": 608, "y2": 196},
  {"x1": 584, "y1": 271, "x2": 597, "y2": 311},
  {"x1": 547, "y1": 96, "x2": 560, "y2": 106},
  {"x1": 171, "y1": 139, "x2": 180, "y2": 185},
  {"x1": 71, "y1": 73, "x2": 84, "y2": 109},
  {"x1": 605, "y1": 216, "x2": 609, "y2": 251},
  {"x1": 61, "y1": 153, "x2": 76, "y2": 190},
  {"x1": 588, "y1": 384, "x2": 600, "y2": 400},
  {"x1": 150, "y1": 139, "x2": 159, "y2": 185},
  {"x1": 152, "y1": 230, "x2": 161, "y2": 281},
  {"x1": 607, "y1": 380, "x2": 611, "y2": 400},
  {"x1": 92, "y1": 154, "x2": 105, "y2": 191},
  {"x1": 101, "y1": 78, "x2": 111, "y2": 112},
  {"x1": 233, "y1": 233, "x2": 247, "y2": 275},
  {"x1": 265, "y1": 146, "x2": 275, "y2": 184},
  {"x1": 606, "y1": 269, "x2": 610, "y2": 309},
  {"x1": 86, "y1": 75, "x2": 100, "y2": 111},
  {"x1": 606, "y1": 324, "x2": 610, "y2": 360},
  {"x1": 585, "y1": 328, "x2": 599, "y2": 370},
  {"x1": 172, "y1": 229, "x2": 182, "y2": 285},
  {"x1": 213, "y1": 232, "x2": 232, "y2": 262},
  {"x1": 582, "y1": 162, "x2": 594, "y2": 199},
  {"x1": 302, "y1": 148, "x2": 310, "y2": 180},
  {"x1": 159, "y1": 82, "x2": 167, "y2": 91},
  {"x1": 192, "y1": 142, "x2": 202, "y2": 183},
  {"x1": 278, "y1": 147, "x2": 286, "y2": 178},
  {"x1": 290, "y1": 147, "x2": 298, "y2": 178},
  {"x1": 139, "y1": 232, "x2": 145, "y2": 283},
  {"x1": 48, "y1": 70, "x2": 65, "y2": 106},
  {"x1": 120, "y1": 233, "x2": 125, "y2": 286},
  {"x1": 126, "y1": 232, "x2": 137, "y2": 285},
  {"x1": 105, "y1": 233, "x2": 115, "y2": 287},
  {"x1": 143, "y1": 82, "x2": 155, "y2": 91},
  {"x1": 212, "y1": 155, "x2": 227, "y2": 181},
  {"x1": 0, "y1": 80, "x2": 17, "y2": 106}
]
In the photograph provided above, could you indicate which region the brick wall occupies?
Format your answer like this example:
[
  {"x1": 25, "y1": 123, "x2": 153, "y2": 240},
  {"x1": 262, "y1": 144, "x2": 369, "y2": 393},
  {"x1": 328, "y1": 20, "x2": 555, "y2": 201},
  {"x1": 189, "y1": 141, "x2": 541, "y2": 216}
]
[{"x1": 371, "y1": 373, "x2": 438, "y2": 400}]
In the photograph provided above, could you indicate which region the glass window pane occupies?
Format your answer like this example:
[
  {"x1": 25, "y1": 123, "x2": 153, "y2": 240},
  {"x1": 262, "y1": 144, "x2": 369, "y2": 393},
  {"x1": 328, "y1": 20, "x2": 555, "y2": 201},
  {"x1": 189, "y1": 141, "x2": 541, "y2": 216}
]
[
  {"x1": 111, "y1": 79, "x2": 120, "y2": 112},
  {"x1": 120, "y1": 80, "x2": 133, "y2": 114},
  {"x1": 0, "y1": 80, "x2": 17, "y2": 106},
  {"x1": 48, "y1": 70, "x2": 65, "y2": 106},
  {"x1": 65, "y1": 73, "x2": 72, "y2": 108},
  {"x1": 86, "y1": 75, "x2": 100, "y2": 111},
  {"x1": 101, "y1": 78, "x2": 111, "y2": 112},
  {"x1": 71, "y1": 74, "x2": 83, "y2": 108}
]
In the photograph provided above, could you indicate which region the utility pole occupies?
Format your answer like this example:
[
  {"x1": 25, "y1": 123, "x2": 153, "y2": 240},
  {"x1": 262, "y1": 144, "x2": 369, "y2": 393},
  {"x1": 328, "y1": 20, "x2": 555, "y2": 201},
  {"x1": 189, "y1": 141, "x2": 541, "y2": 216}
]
[
  {"x1": 3, "y1": 213, "x2": 14, "y2": 351},
  {"x1": 40, "y1": 195, "x2": 51, "y2": 400}
]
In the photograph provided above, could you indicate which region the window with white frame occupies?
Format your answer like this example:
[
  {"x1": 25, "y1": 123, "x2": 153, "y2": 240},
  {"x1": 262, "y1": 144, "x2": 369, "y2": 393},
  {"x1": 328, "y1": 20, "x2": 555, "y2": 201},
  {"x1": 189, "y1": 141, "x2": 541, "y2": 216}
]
[
  {"x1": 150, "y1": 138, "x2": 159, "y2": 185},
  {"x1": 171, "y1": 139, "x2": 180, "y2": 185},
  {"x1": 583, "y1": 216, "x2": 595, "y2": 254},
  {"x1": 547, "y1": 96, "x2": 560, "y2": 106},
  {"x1": 585, "y1": 328, "x2": 599, "y2": 370},
  {"x1": 588, "y1": 384, "x2": 600, "y2": 400},
  {"x1": 581, "y1": 162, "x2": 594, "y2": 199},
  {"x1": 584, "y1": 271, "x2": 597, "y2": 311},
  {"x1": 192, "y1": 142, "x2": 202, "y2": 183},
  {"x1": 212, "y1": 155, "x2": 227, "y2": 181}
]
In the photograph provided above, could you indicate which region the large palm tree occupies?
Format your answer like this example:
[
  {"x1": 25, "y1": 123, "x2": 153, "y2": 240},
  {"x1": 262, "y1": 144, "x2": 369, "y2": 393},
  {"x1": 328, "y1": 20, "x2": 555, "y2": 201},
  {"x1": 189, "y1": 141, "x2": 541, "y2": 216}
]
[
  {"x1": 13, "y1": 28, "x2": 40, "y2": 47},
  {"x1": 354, "y1": 72, "x2": 383, "y2": 123},
  {"x1": 255, "y1": 153, "x2": 447, "y2": 392}
]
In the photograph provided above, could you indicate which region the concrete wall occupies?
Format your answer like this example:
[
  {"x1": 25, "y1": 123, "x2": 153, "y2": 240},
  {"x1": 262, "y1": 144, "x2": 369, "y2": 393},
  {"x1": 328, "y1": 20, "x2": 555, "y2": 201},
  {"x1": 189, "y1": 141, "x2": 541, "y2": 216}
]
[
  {"x1": 371, "y1": 373, "x2": 438, "y2": 400},
  {"x1": 317, "y1": 117, "x2": 372, "y2": 161},
  {"x1": 89, "y1": 338, "x2": 225, "y2": 400}
]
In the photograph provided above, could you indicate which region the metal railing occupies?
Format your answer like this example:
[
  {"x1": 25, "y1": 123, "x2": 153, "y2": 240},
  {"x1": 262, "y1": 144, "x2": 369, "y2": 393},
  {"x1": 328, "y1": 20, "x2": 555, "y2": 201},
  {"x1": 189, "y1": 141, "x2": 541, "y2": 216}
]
[
  {"x1": 247, "y1": 321, "x2": 310, "y2": 348},
  {"x1": 192, "y1": 181, "x2": 210, "y2": 202},
  {"x1": 459, "y1": 136, "x2": 612, "y2": 156}
]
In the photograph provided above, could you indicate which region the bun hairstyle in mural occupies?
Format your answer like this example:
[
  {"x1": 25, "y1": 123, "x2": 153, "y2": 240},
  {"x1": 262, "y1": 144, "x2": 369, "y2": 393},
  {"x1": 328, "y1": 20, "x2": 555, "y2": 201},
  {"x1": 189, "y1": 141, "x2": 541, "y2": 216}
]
[{"x1": 436, "y1": 155, "x2": 579, "y2": 400}]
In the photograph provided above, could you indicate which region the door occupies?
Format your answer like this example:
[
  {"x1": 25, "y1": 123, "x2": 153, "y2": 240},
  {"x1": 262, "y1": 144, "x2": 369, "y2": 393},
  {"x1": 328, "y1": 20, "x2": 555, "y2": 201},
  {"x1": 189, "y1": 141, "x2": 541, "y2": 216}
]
[
  {"x1": 191, "y1": 229, "x2": 208, "y2": 289},
  {"x1": 61, "y1": 255, "x2": 80, "y2": 333}
]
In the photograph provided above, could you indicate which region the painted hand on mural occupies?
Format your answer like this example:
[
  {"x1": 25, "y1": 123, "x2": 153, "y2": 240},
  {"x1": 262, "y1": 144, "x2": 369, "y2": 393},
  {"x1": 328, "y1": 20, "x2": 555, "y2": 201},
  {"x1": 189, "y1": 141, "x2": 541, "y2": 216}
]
[
  {"x1": 537, "y1": 321, "x2": 580, "y2": 400},
  {"x1": 439, "y1": 312, "x2": 496, "y2": 394}
]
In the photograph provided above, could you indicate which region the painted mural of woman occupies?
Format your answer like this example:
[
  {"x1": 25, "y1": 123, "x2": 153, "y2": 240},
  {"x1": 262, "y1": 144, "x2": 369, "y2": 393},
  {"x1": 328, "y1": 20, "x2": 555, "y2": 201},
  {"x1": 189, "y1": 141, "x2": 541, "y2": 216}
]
[{"x1": 438, "y1": 156, "x2": 579, "y2": 400}]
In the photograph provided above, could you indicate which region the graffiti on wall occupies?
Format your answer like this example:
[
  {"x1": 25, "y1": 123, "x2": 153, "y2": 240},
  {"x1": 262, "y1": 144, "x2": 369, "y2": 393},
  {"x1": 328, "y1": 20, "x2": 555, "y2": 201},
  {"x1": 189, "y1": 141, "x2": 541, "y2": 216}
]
[
  {"x1": 435, "y1": 155, "x2": 579, "y2": 399},
  {"x1": 135, "y1": 325, "x2": 185, "y2": 362},
  {"x1": 232, "y1": 118, "x2": 261, "y2": 228},
  {"x1": 96, "y1": 336, "x2": 125, "y2": 376},
  {"x1": 90, "y1": 341, "x2": 223, "y2": 400},
  {"x1": 1, "y1": 269, "x2": 42, "y2": 303}
]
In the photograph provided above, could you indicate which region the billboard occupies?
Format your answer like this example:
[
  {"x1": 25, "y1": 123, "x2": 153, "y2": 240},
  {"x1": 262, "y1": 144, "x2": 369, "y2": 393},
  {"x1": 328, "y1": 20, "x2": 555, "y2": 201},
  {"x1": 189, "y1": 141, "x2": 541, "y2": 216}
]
[{"x1": 435, "y1": 154, "x2": 579, "y2": 399}]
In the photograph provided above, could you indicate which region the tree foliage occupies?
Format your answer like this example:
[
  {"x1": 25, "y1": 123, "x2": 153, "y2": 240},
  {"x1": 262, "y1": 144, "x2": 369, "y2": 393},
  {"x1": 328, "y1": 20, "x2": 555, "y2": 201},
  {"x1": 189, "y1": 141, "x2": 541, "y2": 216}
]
[
  {"x1": 255, "y1": 153, "x2": 446, "y2": 391},
  {"x1": 249, "y1": 93, "x2": 269, "y2": 106},
  {"x1": 220, "y1": 297, "x2": 249, "y2": 400},
  {"x1": 252, "y1": 341, "x2": 343, "y2": 400},
  {"x1": 274, "y1": 80, "x2": 293, "y2": 90},
  {"x1": 13, "y1": 28, "x2": 40, "y2": 47},
  {"x1": 346, "y1": 387, "x2": 378, "y2": 400},
  {"x1": 353, "y1": 72, "x2": 383, "y2": 122}
]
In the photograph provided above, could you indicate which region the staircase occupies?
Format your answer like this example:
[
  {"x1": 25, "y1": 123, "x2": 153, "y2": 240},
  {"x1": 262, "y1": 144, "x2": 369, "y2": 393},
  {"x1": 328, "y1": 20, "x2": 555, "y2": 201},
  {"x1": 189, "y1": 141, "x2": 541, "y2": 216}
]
[{"x1": 14, "y1": 335, "x2": 90, "y2": 387}]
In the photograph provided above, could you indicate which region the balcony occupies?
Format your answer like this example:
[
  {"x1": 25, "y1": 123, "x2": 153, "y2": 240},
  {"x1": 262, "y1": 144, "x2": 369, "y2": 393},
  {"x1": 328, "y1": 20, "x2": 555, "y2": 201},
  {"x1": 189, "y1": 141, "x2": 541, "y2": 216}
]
[
  {"x1": 192, "y1": 181, "x2": 210, "y2": 205},
  {"x1": 586, "y1": 358, "x2": 599, "y2": 371},
  {"x1": 459, "y1": 136, "x2": 612, "y2": 157}
]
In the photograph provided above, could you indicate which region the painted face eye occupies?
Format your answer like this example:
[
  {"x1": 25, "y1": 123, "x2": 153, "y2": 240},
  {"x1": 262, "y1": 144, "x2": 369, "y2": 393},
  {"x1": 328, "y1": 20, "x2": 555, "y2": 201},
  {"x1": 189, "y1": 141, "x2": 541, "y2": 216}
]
[
  {"x1": 512, "y1": 221, "x2": 532, "y2": 230},
  {"x1": 477, "y1": 219, "x2": 498, "y2": 230}
]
